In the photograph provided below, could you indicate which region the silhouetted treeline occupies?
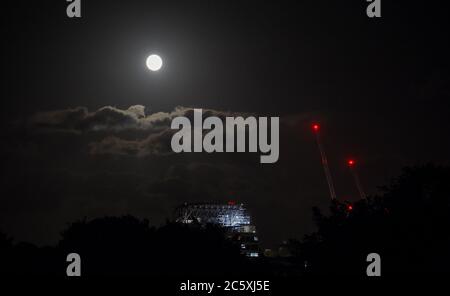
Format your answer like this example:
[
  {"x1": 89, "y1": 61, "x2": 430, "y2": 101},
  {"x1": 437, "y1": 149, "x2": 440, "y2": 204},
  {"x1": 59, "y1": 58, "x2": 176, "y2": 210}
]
[
  {"x1": 299, "y1": 164, "x2": 450, "y2": 275},
  {"x1": 1, "y1": 164, "x2": 449, "y2": 276},
  {"x1": 1, "y1": 217, "x2": 256, "y2": 276}
]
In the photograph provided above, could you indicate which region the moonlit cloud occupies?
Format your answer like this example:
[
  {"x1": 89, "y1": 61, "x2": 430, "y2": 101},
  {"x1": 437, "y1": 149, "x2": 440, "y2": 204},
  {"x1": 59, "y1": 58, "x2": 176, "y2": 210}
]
[
  {"x1": 29, "y1": 105, "x2": 248, "y2": 133},
  {"x1": 27, "y1": 105, "x2": 253, "y2": 156}
]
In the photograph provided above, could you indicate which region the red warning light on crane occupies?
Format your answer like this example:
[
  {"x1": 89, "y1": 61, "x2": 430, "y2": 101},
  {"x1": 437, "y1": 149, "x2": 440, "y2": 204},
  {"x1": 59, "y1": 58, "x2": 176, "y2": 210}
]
[
  {"x1": 312, "y1": 124, "x2": 320, "y2": 132},
  {"x1": 348, "y1": 159, "x2": 355, "y2": 167}
]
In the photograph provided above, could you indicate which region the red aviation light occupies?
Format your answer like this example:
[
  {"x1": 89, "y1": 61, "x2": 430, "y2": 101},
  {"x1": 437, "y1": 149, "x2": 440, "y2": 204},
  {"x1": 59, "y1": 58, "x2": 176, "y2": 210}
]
[
  {"x1": 312, "y1": 124, "x2": 320, "y2": 132},
  {"x1": 348, "y1": 159, "x2": 355, "y2": 167}
]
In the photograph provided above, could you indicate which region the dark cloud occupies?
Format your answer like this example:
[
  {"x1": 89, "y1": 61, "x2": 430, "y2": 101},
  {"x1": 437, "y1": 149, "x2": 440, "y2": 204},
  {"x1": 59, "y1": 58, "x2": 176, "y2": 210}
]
[
  {"x1": 29, "y1": 106, "x2": 89, "y2": 133},
  {"x1": 88, "y1": 131, "x2": 174, "y2": 157},
  {"x1": 28, "y1": 105, "x2": 255, "y2": 157},
  {"x1": 29, "y1": 105, "x2": 247, "y2": 133},
  {"x1": 30, "y1": 105, "x2": 158, "y2": 132}
]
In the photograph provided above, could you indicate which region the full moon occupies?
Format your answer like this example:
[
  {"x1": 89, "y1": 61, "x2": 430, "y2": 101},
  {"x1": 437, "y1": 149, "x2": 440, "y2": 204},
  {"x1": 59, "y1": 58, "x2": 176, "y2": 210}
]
[{"x1": 146, "y1": 54, "x2": 163, "y2": 71}]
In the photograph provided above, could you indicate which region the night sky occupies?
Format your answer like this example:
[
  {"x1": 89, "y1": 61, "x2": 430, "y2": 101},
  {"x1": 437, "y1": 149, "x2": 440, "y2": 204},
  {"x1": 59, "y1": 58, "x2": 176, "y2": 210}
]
[{"x1": 2, "y1": 0, "x2": 450, "y2": 247}]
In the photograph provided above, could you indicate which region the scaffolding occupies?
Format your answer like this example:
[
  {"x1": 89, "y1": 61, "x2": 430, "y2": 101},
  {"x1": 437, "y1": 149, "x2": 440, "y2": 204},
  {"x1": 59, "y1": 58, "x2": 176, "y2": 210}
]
[
  {"x1": 174, "y1": 202, "x2": 259, "y2": 257},
  {"x1": 174, "y1": 202, "x2": 251, "y2": 229}
]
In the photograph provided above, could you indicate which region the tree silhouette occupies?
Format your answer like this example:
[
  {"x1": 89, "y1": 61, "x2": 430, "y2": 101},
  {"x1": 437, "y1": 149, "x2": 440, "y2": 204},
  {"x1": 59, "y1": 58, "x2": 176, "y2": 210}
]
[
  {"x1": 58, "y1": 215, "x2": 248, "y2": 276},
  {"x1": 0, "y1": 231, "x2": 12, "y2": 250},
  {"x1": 300, "y1": 164, "x2": 450, "y2": 275}
]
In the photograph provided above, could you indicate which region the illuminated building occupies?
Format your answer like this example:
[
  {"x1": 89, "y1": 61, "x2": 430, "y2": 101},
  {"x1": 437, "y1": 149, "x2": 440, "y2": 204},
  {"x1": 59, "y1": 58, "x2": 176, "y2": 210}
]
[{"x1": 174, "y1": 202, "x2": 260, "y2": 257}]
